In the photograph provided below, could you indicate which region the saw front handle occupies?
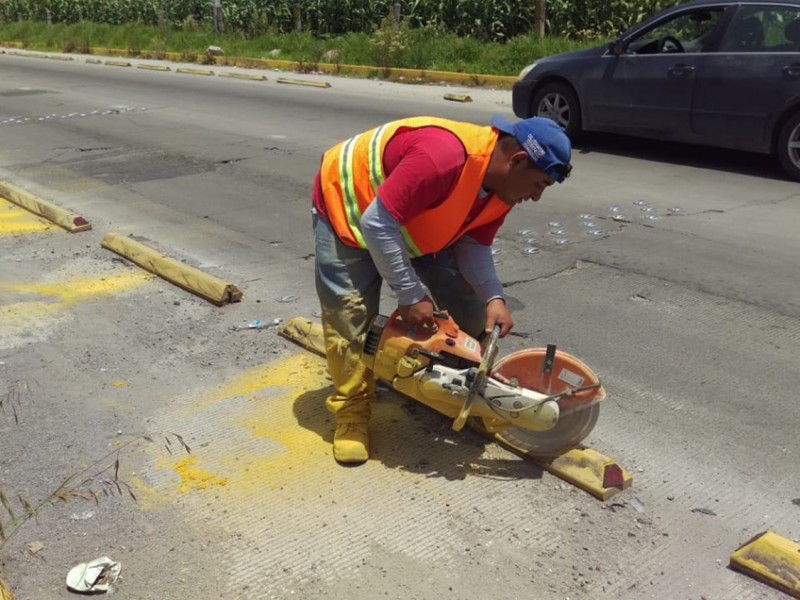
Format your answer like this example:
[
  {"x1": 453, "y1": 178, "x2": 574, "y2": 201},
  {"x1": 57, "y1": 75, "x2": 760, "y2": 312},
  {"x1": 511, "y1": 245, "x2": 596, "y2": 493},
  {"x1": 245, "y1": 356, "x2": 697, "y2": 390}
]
[{"x1": 452, "y1": 325, "x2": 500, "y2": 432}]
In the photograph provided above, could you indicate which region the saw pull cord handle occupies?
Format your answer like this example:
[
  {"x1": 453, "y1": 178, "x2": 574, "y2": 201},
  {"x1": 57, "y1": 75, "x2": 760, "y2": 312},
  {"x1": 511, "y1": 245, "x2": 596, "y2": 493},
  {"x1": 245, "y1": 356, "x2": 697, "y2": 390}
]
[{"x1": 452, "y1": 325, "x2": 501, "y2": 432}]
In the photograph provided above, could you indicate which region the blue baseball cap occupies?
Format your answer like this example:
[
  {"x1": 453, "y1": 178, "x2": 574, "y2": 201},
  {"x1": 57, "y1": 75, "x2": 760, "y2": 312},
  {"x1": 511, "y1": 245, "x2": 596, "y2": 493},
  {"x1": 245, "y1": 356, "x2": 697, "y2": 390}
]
[{"x1": 491, "y1": 115, "x2": 572, "y2": 183}]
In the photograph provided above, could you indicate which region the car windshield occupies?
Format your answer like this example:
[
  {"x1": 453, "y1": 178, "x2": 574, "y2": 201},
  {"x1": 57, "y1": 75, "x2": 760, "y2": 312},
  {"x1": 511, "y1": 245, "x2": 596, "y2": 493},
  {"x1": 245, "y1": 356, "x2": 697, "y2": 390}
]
[{"x1": 629, "y1": 9, "x2": 725, "y2": 54}]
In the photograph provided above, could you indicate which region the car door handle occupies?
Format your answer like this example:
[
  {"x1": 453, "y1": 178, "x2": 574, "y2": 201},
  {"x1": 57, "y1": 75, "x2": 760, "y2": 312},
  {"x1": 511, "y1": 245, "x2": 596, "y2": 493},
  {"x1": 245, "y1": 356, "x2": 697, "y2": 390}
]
[
  {"x1": 782, "y1": 63, "x2": 800, "y2": 77},
  {"x1": 668, "y1": 64, "x2": 695, "y2": 77}
]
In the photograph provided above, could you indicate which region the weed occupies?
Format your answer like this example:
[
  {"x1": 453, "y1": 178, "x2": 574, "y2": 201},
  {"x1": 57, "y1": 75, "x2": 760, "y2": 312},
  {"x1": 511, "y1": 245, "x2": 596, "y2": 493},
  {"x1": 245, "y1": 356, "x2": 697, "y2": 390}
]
[
  {"x1": 0, "y1": 432, "x2": 190, "y2": 555},
  {"x1": 370, "y1": 16, "x2": 410, "y2": 75}
]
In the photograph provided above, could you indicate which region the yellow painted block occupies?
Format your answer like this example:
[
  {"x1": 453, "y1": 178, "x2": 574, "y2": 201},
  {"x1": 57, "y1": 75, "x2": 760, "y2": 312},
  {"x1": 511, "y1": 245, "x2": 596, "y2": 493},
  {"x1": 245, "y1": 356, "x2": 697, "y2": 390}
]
[
  {"x1": 104, "y1": 60, "x2": 131, "y2": 67},
  {"x1": 100, "y1": 232, "x2": 242, "y2": 306},
  {"x1": 176, "y1": 68, "x2": 215, "y2": 76},
  {"x1": 137, "y1": 64, "x2": 171, "y2": 72},
  {"x1": 730, "y1": 531, "x2": 800, "y2": 598},
  {"x1": 0, "y1": 181, "x2": 90, "y2": 232},
  {"x1": 277, "y1": 317, "x2": 326, "y2": 357},
  {"x1": 218, "y1": 72, "x2": 266, "y2": 81},
  {"x1": 276, "y1": 78, "x2": 331, "y2": 89},
  {"x1": 491, "y1": 435, "x2": 632, "y2": 500},
  {"x1": 444, "y1": 93, "x2": 472, "y2": 103},
  {"x1": 0, "y1": 576, "x2": 16, "y2": 600}
]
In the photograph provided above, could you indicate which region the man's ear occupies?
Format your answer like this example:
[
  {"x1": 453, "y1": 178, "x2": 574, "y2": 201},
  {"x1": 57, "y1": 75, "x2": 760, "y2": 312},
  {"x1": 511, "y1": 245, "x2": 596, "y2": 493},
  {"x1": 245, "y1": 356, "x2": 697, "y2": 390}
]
[{"x1": 510, "y1": 150, "x2": 530, "y2": 169}]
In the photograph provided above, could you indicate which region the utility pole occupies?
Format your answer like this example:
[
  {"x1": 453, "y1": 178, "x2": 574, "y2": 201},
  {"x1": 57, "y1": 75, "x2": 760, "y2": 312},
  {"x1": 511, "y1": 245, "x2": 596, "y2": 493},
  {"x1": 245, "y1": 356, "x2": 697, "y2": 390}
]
[
  {"x1": 213, "y1": 0, "x2": 224, "y2": 35},
  {"x1": 534, "y1": 0, "x2": 546, "y2": 37}
]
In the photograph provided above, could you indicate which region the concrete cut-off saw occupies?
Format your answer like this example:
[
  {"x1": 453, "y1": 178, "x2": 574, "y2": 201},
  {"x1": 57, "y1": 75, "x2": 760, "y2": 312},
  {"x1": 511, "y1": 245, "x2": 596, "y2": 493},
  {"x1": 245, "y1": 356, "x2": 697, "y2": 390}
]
[{"x1": 361, "y1": 310, "x2": 605, "y2": 454}]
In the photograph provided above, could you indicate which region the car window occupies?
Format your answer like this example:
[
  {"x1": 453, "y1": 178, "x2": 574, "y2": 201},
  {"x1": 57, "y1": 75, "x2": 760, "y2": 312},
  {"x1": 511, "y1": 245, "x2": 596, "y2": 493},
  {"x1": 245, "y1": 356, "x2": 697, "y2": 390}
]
[
  {"x1": 628, "y1": 9, "x2": 726, "y2": 55},
  {"x1": 719, "y1": 5, "x2": 800, "y2": 52}
]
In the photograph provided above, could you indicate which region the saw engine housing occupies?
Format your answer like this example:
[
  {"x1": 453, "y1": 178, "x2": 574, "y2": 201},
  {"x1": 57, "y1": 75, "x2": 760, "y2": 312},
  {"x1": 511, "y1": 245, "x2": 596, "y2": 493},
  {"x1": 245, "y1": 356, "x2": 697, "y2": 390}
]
[{"x1": 361, "y1": 312, "x2": 605, "y2": 442}]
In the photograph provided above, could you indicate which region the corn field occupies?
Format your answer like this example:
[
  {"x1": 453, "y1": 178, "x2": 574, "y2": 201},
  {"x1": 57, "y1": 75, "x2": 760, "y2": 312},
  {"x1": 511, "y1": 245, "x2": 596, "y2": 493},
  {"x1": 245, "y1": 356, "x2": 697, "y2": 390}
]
[{"x1": 0, "y1": 0, "x2": 680, "y2": 41}]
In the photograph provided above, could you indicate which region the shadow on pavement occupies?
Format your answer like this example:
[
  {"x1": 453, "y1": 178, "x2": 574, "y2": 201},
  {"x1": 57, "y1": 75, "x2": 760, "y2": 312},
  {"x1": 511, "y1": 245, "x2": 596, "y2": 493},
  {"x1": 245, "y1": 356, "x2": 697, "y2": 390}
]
[
  {"x1": 292, "y1": 386, "x2": 544, "y2": 482},
  {"x1": 575, "y1": 132, "x2": 790, "y2": 182}
]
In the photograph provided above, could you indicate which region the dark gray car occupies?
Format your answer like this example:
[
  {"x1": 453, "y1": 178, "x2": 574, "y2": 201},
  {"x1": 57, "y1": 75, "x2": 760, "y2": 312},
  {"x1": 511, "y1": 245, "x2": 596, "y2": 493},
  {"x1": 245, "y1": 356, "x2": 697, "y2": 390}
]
[{"x1": 512, "y1": 0, "x2": 800, "y2": 180}]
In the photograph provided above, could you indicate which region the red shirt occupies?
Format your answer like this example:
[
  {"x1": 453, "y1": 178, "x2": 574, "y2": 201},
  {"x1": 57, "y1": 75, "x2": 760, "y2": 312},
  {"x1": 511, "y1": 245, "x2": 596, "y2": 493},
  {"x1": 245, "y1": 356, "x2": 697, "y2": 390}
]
[{"x1": 313, "y1": 127, "x2": 504, "y2": 246}]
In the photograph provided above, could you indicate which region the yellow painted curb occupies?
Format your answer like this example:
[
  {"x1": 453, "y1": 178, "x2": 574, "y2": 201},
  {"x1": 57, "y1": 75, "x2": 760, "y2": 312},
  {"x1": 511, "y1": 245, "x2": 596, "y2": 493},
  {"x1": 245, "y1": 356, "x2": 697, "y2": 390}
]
[
  {"x1": 100, "y1": 232, "x2": 243, "y2": 306},
  {"x1": 277, "y1": 317, "x2": 326, "y2": 357},
  {"x1": 0, "y1": 43, "x2": 517, "y2": 89},
  {"x1": 218, "y1": 72, "x2": 266, "y2": 81},
  {"x1": 0, "y1": 181, "x2": 91, "y2": 233},
  {"x1": 730, "y1": 531, "x2": 800, "y2": 598},
  {"x1": 444, "y1": 93, "x2": 472, "y2": 103},
  {"x1": 276, "y1": 77, "x2": 331, "y2": 89},
  {"x1": 490, "y1": 435, "x2": 632, "y2": 500},
  {"x1": 176, "y1": 68, "x2": 215, "y2": 76},
  {"x1": 105, "y1": 60, "x2": 131, "y2": 67},
  {"x1": 137, "y1": 64, "x2": 171, "y2": 72},
  {"x1": 0, "y1": 576, "x2": 16, "y2": 600}
]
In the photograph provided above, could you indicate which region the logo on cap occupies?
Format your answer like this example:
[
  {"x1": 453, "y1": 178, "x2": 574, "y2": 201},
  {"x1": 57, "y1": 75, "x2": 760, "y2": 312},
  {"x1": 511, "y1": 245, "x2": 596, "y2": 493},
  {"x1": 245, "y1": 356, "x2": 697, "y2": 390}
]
[{"x1": 522, "y1": 134, "x2": 546, "y2": 161}]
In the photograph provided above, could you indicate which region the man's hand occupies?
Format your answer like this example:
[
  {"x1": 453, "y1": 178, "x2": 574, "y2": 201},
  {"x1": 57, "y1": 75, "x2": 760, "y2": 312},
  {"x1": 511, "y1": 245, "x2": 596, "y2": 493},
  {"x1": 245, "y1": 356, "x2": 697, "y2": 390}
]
[
  {"x1": 485, "y1": 298, "x2": 513, "y2": 338},
  {"x1": 398, "y1": 296, "x2": 436, "y2": 330}
]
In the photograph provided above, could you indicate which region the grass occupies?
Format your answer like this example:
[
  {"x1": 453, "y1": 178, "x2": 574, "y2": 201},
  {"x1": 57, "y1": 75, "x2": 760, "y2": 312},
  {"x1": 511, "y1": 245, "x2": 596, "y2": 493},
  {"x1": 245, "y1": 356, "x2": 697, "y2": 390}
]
[{"x1": 0, "y1": 20, "x2": 597, "y2": 76}]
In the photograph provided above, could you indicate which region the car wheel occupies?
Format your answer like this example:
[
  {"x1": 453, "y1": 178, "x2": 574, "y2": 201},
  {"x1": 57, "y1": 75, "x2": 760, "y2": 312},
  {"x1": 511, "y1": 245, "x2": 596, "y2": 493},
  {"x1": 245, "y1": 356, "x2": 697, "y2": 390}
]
[
  {"x1": 777, "y1": 111, "x2": 800, "y2": 181},
  {"x1": 531, "y1": 82, "x2": 582, "y2": 140}
]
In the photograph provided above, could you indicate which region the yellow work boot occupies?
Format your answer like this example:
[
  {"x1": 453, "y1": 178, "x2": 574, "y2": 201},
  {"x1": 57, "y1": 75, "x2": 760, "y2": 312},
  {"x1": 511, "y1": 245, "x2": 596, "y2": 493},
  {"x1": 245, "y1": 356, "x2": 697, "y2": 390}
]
[
  {"x1": 333, "y1": 422, "x2": 369, "y2": 463},
  {"x1": 326, "y1": 395, "x2": 371, "y2": 464}
]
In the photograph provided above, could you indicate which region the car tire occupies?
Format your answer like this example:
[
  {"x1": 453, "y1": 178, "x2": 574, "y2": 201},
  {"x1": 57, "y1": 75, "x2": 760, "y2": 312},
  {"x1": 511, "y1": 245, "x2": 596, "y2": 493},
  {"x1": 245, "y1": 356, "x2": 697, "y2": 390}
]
[
  {"x1": 777, "y1": 111, "x2": 800, "y2": 181},
  {"x1": 531, "y1": 82, "x2": 582, "y2": 141}
]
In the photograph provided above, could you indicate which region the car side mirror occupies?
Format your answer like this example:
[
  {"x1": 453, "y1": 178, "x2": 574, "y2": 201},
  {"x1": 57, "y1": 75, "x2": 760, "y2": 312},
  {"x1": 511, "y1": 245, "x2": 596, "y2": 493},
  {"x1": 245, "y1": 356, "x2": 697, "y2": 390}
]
[{"x1": 607, "y1": 39, "x2": 625, "y2": 56}]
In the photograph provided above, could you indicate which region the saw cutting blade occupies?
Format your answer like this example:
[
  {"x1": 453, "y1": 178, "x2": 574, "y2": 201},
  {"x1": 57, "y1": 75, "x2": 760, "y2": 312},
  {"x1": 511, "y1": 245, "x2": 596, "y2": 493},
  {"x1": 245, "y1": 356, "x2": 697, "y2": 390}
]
[{"x1": 495, "y1": 404, "x2": 600, "y2": 454}]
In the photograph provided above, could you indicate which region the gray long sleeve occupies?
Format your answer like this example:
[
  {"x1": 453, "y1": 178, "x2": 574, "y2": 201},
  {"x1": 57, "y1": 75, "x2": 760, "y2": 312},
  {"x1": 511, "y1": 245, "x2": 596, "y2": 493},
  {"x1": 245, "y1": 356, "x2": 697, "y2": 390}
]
[
  {"x1": 360, "y1": 197, "x2": 429, "y2": 306},
  {"x1": 360, "y1": 198, "x2": 505, "y2": 306},
  {"x1": 452, "y1": 235, "x2": 505, "y2": 303}
]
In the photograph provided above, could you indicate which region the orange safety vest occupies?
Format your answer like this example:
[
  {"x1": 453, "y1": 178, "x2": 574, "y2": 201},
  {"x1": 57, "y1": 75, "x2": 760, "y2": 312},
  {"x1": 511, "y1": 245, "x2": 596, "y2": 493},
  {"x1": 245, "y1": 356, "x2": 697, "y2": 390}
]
[{"x1": 319, "y1": 116, "x2": 510, "y2": 256}]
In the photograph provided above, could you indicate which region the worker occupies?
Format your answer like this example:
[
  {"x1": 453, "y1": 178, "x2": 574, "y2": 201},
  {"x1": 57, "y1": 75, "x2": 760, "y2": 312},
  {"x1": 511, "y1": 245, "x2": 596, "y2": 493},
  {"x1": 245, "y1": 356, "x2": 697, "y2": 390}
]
[{"x1": 312, "y1": 115, "x2": 572, "y2": 464}]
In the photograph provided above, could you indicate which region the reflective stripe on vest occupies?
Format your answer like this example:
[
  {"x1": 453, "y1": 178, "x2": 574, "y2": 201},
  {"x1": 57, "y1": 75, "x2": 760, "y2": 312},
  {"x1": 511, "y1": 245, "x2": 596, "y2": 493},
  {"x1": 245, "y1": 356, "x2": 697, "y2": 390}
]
[
  {"x1": 320, "y1": 117, "x2": 509, "y2": 255},
  {"x1": 339, "y1": 123, "x2": 424, "y2": 256}
]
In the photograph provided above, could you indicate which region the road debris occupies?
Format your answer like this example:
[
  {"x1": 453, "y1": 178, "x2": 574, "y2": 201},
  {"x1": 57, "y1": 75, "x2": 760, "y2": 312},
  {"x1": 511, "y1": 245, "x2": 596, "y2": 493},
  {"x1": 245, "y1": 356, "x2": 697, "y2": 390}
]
[
  {"x1": 691, "y1": 507, "x2": 717, "y2": 516},
  {"x1": 231, "y1": 318, "x2": 282, "y2": 331},
  {"x1": 66, "y1": 557, "x2": 121, "y2": 594}
]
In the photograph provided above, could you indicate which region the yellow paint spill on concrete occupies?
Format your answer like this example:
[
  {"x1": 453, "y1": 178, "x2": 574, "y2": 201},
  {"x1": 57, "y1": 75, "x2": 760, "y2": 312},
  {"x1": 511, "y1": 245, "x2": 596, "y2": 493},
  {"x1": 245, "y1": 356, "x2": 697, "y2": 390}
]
[
  {"x1": 0, "y1": 199, "x2": 53, "y2": 234},
  {"x1": 205, "y1": 354, "x2": 328, "y2": 404},
  {"x1": 174, "y1": 455, "x2": 229, "y2": 493},
  {"x1": 3, "y1": 272, "x2": 154, "y2": 303},
  {"x1": 0, "y1": 273, "x2": 154, "y2": 335},
  {"x1": 112, "y1": 381, "x2": 127, "y2": 388},
  {"x1": 128, "y1": 474, "x2": 169, "y2": 509},
  {"x1": 188, "y1": 354, "x2": 335, "y2": 492}
]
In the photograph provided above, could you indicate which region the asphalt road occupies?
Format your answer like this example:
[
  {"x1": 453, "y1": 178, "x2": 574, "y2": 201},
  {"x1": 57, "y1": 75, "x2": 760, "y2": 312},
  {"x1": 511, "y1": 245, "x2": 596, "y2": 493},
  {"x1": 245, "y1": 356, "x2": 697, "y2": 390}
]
[{"x1": 1, "y1": 50, "x2": 799, "y2": 600}]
